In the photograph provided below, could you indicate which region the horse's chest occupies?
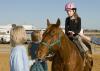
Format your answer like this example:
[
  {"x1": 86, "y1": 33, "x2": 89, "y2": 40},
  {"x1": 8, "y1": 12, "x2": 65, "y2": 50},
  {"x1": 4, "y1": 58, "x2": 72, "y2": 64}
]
[{"x1": 52, "y1": 55, "x2": 66, "y2": 71}]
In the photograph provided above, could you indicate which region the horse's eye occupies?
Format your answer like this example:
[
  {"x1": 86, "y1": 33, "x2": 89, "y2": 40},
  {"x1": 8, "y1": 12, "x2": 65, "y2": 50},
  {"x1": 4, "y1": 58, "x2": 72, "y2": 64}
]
[{"x1": 50, "y1": 31, "x2": 55, "y2": 36}]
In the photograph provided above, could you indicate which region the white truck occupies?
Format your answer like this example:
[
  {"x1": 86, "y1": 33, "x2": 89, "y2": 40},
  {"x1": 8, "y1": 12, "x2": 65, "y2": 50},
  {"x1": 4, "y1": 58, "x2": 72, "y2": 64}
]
[{"x1": 0, "y1": 29, "x2": 10, "y2": 43}]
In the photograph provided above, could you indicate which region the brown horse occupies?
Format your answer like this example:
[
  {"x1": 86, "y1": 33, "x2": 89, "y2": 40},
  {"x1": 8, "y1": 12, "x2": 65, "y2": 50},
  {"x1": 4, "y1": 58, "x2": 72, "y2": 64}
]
[{"x1": 37, "y1": 18, "x2": 93, "y2": 71}]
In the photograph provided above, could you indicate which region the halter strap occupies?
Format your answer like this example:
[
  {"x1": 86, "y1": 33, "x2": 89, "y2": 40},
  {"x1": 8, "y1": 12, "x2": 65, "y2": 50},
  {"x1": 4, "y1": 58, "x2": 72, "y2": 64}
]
[{"x1": 41, "y1": 32, "x2": 62, "y2": 51}]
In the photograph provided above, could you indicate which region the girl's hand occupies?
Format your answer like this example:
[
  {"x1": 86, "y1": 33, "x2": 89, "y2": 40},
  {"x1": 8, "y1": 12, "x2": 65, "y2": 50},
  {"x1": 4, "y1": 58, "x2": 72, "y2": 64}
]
[
  {"x1": 68, "y1": 31, "x2": 75, "y2": 37},
  {"x1": 68, "y1": 31, "x2": 75, "y2": 35}
]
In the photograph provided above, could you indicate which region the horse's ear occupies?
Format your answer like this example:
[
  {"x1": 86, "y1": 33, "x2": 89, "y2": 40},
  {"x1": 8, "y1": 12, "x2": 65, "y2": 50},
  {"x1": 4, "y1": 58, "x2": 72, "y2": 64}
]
[
  {"x1": 47, "y1": 19, "x2": 50, "y2": 27},
  {"x1": 56, "y1": 18, "x2": 60, "y2": 27}
]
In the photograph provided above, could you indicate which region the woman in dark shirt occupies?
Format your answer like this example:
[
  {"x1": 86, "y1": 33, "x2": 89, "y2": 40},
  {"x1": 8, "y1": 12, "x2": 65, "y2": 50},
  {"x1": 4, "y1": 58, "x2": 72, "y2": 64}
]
[
  {"x1": 65, "y1": 17, "x2": 81, "y2": 37},
  {"x1": 65, "y1": 2, "x2": 81, "y2": 38},
  {"x1": 65, "y1": 2, "x2": 90, "y2": 57}
]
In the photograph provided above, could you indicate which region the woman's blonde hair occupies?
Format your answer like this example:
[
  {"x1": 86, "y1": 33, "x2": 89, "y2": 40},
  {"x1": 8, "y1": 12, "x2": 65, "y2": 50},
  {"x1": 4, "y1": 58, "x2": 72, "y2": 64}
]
[{"x1": 10, "y1": 26, "x2": 27, "y2": 47}]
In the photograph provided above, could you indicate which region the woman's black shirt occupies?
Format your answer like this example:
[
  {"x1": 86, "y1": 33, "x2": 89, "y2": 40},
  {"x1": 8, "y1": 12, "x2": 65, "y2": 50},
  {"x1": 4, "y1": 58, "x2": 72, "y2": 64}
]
[{"x1": 65, "y1": 17, "x2": 81, "y2": 36}]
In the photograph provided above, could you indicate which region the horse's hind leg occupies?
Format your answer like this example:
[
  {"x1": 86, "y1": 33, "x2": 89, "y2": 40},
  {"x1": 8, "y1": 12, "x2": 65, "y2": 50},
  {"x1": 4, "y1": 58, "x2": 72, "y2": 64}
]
[{"x1": 83, "y1": 55, "x2": 93, "y2": 71}]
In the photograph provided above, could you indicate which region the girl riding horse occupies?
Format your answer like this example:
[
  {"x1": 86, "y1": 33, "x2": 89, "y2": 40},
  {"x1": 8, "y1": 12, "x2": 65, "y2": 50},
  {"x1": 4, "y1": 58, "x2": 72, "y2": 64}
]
[
  {"x1": 37, "y1": 18, "x2": 93, "y2": 71},
  {"x1": 65, "y1": 2, "x2": 91, "y2": 58}
]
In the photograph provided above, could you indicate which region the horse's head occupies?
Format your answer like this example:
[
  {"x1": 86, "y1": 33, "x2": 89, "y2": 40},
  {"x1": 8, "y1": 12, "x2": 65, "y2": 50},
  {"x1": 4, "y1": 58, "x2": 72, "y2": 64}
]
[{"x1": 37, "y1": 18, "x2": 63, "y2": 59}]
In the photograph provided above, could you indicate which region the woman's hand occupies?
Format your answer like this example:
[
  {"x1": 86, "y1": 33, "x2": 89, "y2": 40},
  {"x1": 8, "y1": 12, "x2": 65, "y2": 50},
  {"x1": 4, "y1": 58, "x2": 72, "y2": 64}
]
[
  {"x1": 68, "y1": 31, "x2": 75, "y2": 37},
  {"x1": 68, "y1": 31, "x2": 75, "y2": 35}
]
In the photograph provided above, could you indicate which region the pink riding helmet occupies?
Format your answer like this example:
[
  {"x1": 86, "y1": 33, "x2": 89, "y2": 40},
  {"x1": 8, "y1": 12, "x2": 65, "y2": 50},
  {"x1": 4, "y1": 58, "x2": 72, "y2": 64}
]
[{"x1": 65, "y1": 2, "x2": 76, "y2": 11}]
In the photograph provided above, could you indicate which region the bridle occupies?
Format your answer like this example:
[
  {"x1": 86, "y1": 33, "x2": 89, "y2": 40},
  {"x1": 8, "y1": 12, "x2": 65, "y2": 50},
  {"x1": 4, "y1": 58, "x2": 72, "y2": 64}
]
[{"x1": 41, "y1": 32, "x2": 62, "y2": 54}]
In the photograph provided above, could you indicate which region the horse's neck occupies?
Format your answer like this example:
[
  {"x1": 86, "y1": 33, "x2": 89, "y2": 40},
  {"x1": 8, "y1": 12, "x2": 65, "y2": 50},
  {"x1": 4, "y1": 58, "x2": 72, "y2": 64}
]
[
  {"x1": 59, "y1": 34, "x2": 78, "y2": 59},
  {"x1": 55, "y1": 34, "x2": 84, "y2": 71},
  {"x1": 62, "y1": 34, "x2": 74, "y2": 49}
]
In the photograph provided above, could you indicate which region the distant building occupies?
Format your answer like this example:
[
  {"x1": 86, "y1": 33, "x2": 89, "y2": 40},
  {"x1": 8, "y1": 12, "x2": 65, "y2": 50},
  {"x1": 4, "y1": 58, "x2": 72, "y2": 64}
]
[
  {"x1": 0, "y1": 24, "x2": 33, "y2": 43},
  {"x1": 0, "y1": 25, "x2": 11, "y2": 43}
]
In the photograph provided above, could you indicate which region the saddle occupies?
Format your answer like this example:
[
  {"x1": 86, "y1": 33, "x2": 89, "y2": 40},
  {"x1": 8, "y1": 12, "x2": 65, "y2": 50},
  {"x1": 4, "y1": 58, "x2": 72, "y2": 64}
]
[
  {"x1": 72, "y1": 37, "x2": 92, "y2": 59},
  {"x1": 69, "y1": 35, "x2": 93, "y2": 70}
]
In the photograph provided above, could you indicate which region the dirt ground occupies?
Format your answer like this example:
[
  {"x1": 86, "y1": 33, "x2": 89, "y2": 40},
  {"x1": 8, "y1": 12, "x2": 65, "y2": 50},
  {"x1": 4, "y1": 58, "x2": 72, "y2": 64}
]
[
  {"x1": 92, "y1": 54, "x2": 100, "y2": 71},
  {"x1": 0, "y1": 44, "x2": 100, "y2": 71},
  {"x1": 0, "y1": 53, "x2": 10, "y2": 71}
]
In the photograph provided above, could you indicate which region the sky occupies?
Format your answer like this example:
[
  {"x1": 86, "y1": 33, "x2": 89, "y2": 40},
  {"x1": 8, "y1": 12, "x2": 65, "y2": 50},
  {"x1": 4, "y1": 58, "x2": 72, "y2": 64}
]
[{"x1": 0, "y1": 0, "x2": 100, "y2": 29}]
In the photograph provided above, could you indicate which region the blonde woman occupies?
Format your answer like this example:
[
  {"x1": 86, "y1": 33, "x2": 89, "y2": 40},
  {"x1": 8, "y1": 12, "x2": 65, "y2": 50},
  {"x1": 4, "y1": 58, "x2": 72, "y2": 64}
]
[{"x1": 10, "y1": 26, "x2": 29, "y2": 71}]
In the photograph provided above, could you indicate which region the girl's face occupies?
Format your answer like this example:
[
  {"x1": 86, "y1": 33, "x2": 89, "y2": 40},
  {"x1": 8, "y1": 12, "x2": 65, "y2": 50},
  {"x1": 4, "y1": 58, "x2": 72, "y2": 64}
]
[{"x1": 67, "y1": 9, "x2": 75, "y2": 17}]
